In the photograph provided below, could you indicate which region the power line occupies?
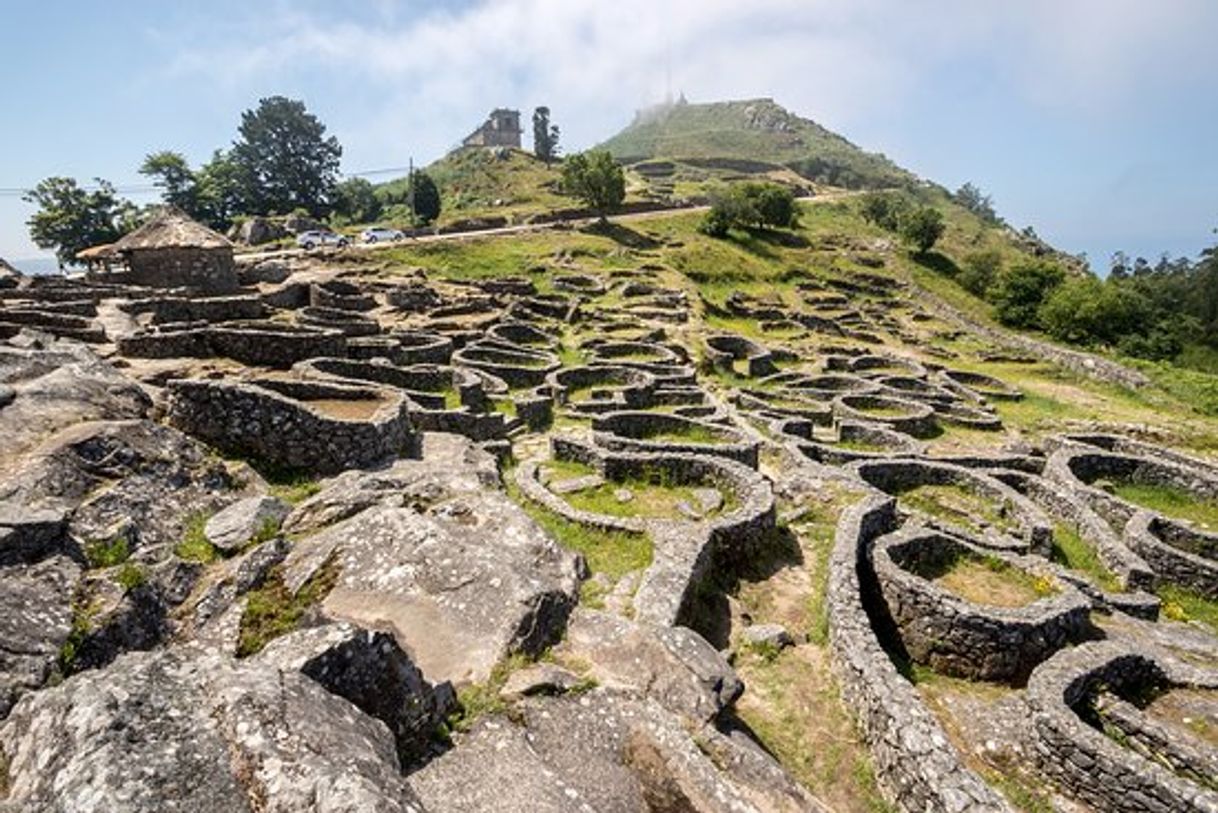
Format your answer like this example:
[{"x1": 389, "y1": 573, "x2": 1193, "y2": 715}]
[{"x1": 0, "y1": 164, "x2": 416, "y2": 198}]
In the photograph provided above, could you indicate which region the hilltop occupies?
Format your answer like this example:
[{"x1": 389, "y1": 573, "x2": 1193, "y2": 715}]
[{"x1": 597, "y1": 97, "x2": 916, "y2": 190}]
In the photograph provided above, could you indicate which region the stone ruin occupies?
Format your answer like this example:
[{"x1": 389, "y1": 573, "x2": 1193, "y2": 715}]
[{"x1": 0, "y1": 241, "x2": 1215, "y2": 813}]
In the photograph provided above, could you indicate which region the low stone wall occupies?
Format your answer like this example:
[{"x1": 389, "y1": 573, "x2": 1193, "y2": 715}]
[
  {"x1": 734, "y1": 388, "x2": 834, "y2": 426},
  {"x1": 516, "y1": 439, "x2": 774, "y2": 629},
  {"x1": 872, "y1": 527, "x2": 1091, "y2": 681},
  {"x1": 827, "y1": 497, "x2": 1013, "y2": 813},
  {"x1": 547, "y1": 365, "x2": 656, "y2": 414},
  {"x1": 124, "y1": 295, "x2": 265, "y2": 325},
  {"x1": 993, "y1": 470, "x2": 1154, "y2": 592},
  {"x1": 704, "y1": 334, "x2": 776, "y2": 378},
  {"x1": 786, "y1": 419, "x2": 926, "y2": 466},
  {"x1": 939, "y1": 369, "x2": 1023, "y2": 402},
  {"x1": 392, "y1": 330, "x2": 454, "y2": 365},
  {"x1": 451, "y1": 341, "x2": 561, "y2": 388},
  {"x1": 850, "y1": 458, "x2": 1054, "y2": 554},
  {"x1": 1126, "y1": 511, "x2": 1218, "y2": 597},
  {"x1": 298, "y1": 306, "x2": 381, "y2": 337},
  {"x1": 166, "y1": 377, "x2": 416, "y2": 475},
  {"x1": 311, "y1": 280, "x2": 376, "y2": 312},
  {"x1": 833, "y1": 394, "x2": 939, "y2": 438},
  {"x1": 1025, "y1": 641, "x2": 1218, "y2": 812},
  {"x1": 592, "y1": 410, "x2": 760, "y2": 468},
  {"x1": 118, "y1": 321, "x2": 345, "y2": 369},
  {"x1": 1046, "y1": 447, "x2": 1218, "y2": 531}
]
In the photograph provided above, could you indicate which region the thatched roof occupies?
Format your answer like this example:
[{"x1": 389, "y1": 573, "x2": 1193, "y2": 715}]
[
  {"x1": 111, "y1": 207, "x2": 232, "y2": 253},
  {"x1": 76, "y1": 243, "x2": 117, "y2": 260}
]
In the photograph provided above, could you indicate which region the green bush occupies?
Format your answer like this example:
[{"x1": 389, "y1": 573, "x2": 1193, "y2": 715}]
[
  {"x1": 700, "y1": 182, "x2": 798, "y2": 238},
  {"x1": 898, "y1": 206, "x2": 945, "y2": 254},
  {"x1": 988, "y1": 257, "x2": 1066, "y2": 329},
  {"x1": 1039, "y1": 276, "x2": 1148, "y2": 344},
  {"x1": 959, "y1": 249, "x2": 1003, "y2": 296}
]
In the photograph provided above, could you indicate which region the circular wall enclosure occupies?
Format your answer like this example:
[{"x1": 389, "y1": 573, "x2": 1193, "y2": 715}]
[
  {"x1": 547, "y1": 365, "x2": 656, "y2": 414},
  {"x1": 166, "y1": 377, "x2": 414, "y2": 475},
  {"x1": 592, "y1": 410, "x2": 760, "y2": 468},
  {"x1": 451, "y1": 342, "x2": 561, "y2": 388},
  {"x1": 873, "y1": 528, "x2": 1090, "y2": 682},
  {"x1": 833, "y1": 394, "x2": 939, "y2": 439},
  {"x1": 851, "y1": 458, "x2": 1053, "y2": 553},
  {"x1": 941, "y1": 369, "x2": 1023, "y2": 402},
  {"x1": 1126, "y1": 511, "x2": 1218, "y2": 598},
  {"x1": 789, "y1": 419, "x2": 926, "y2": 466}
]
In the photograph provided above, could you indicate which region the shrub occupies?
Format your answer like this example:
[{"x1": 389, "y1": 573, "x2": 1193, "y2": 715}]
[
  {"x1": 988, "y1": 258, "x2": 1066, "y2": 328},
  {"x1": 858, "y1": 191, "x2": 910, "y2": 231},
  {"x1": 700, "y1": 182, "x2": 798, "y2": 238},
  {"x1": 899, "y1": 206, "x2": 945, "y2": 254},
  {"x1": 1039, "y1": 276, "x2": 1149, "y2": 345},
  {"x1": 959, "y1": 249, "x2": 1003, "y2": 296}
]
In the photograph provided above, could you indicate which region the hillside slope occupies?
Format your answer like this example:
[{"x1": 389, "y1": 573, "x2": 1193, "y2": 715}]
[{"x1": 598, "y1": 97, "x2": 915, "y2": 190}]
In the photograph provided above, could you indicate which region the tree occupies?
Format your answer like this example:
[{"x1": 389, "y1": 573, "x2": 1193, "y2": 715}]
[
  {"x1": 410, "y1": 171, "x2": 441, "y2": 225},
  {"x1": 700, "y1": 182, "x2": 798, "y2": 237},
  {"x1": 140, "y1": 151, "x2": 199, "y2": 213},
  {"x1": 193, "y1": 150, "x2": 249, "y2": 231},
  {"x1": 858, "y1": 191, "x2": 910, "y2": 231},
  {"x1": 332, "y1": 177, "x2": 382, "y2": 225},
  {"x1": 1039, "y1": 276, "x2": 1148, "y2": 345},
  {"x1": 532, "y1": 106, "x2": 560, "y2": 165},
  {"x1": 899, "y1": 206, "x2": 945, "y2": 254},
  {"x1": 958, "y1": 249, "x2": 1003, "y2": 297},
  {"x1": 561, "y1": 150, "x2": 625, "y2": 221},
  {"x1": 988, "y1": 257, "x2": 1066, "y2": 329},
  {"x1": 23, "y1": 177, "x2": 135, "y2": 266},
  {"x1": 954, "y1": 182, "x2": 999, "y2": 224},
  {"x1": 230, "y1": 96, "x2": 342, "y2": 217}
]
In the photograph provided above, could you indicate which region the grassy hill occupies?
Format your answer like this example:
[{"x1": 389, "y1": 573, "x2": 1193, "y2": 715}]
[
  {"x1": 378, "y1": 147, "x2": 569, "y2": 227},
  {"x1": 598, "y1": 98, "x2": 916, "y2": 191}
]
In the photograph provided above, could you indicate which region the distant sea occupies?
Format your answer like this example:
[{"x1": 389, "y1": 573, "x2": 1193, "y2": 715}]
[{"x1": 9, "y1": 257, "x2": 64, "y2": 276}]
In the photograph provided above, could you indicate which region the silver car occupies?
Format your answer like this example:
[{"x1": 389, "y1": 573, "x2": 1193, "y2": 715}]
[
  {"x1": 360, "y1": 228, "x2": 405, "y2": 244},
  {"x1": 296, "y1": 230, "x2": 349, "y2": 250}
]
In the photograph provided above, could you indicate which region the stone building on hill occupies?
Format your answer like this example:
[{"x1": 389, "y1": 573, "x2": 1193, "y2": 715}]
[
  {"x1": 80, "y1": 207, "x2": 238, "y2": 293},
  {"x1": 462, "y1": 108, "x2": 523, "y2": 149}
]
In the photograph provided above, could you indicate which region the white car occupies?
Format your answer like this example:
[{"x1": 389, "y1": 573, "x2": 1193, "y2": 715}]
[
  {"x1": 296, "y1": 230, "x2": 349, "y2": 250},
  {"x1": 360, "y1": 227, "x2": 405, "y2": 244}
]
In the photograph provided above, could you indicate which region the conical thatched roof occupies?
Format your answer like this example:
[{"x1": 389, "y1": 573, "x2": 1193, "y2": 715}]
[{"x1": 111, "y1": 207, "x2": 232, "y2": 252}]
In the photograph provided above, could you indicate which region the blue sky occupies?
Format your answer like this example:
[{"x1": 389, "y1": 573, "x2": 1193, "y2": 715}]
[{"x1": 2, "y1": 0, "x2": 1216, "y2": 271}]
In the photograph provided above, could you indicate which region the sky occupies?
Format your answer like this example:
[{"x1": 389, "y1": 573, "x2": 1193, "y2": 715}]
[{"x1": 2, "y1": 0, "x2": 1216, "y2": 271}]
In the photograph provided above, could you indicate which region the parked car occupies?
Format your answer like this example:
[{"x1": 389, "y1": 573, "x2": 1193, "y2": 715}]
[
  {"x1": 360, "y1": 227, "x2": 405, "y2": 244},
  {"x1": 296, "y1": 230, "x2": 349, "y2": 250}
]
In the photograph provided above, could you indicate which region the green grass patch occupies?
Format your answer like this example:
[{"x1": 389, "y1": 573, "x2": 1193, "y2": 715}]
[
  {"x1": 174, "y1": 512, "x2": 218, "y2": 564},
  {"x1": 115, "y1": 562, "x2": 147, "y2": 591},
  {"x1": 1111, "y1": 481, "x2": 1218, "y2": 531},
  {"x1": 899, "y1": 484, "x2": 1018, "y2": 536},
  {"x1": 508, "y1": 476, "x2": 652, "y2": 584},
  {"x1": 541, "y1": 458, "x2": 599, "y2": 482},
  {"x1": 445, "y1": 653, "x2": 533, "y2": 733},
  {"x1": 1158, "y1": 584, "x2": 1218, "y2": 633},
  {"x1": 914, "y1": 550, "x2": 1056, "y2": 608},
  {"x1": 643, "y1": 424, "x2": 729, "y2": 445},
  {"x1": 236, "y1": 556, "x2": 341, "y2": 657},
  {"x1": 84, "y1": 536, "x2": 130, "y2": 568},
  {"x1": 1049, "y1": 523, "x2": 1123, "y2": 592},
  {"x1": 563, "y1": 474, "x2": 729, "y2": 520}
]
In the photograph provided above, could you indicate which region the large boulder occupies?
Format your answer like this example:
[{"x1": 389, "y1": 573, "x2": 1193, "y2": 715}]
[
  {"x1": 229, "y1": 216, "x2": 287, "y2": 246},
  {"x1": 281, "y1": 496, "x2": 580, "y2": 686},
  {"x1": 409, "y1": 690, "x2": 825, "y2": 813},
  {"x1": 0, "y1": 419, "x2": 244, "y2": 557},
  {"x1": 554, "y1": 608, "x2": 743, "y2": 724},
  {"x1": 0, "y1": 555, "x2": 78, "y2": 718},
  {"x1": 0, "y1": 257, "x2": 21, "y2": 289},
  {"x1": 204, "y1": 495, "x2": 290, "y2": 554},
  {"x1": 282, "y1": 432, "x2": 500, "y2": 537},
  {"x1": 0, "y1": 647, "x2": 426, "y2": 812},
  {"x1": 255, "y1": 622, "x2": 453, "y2": 766},
  {"x1": 0, "y1": 337, "x2": 151, "y2": 460}
]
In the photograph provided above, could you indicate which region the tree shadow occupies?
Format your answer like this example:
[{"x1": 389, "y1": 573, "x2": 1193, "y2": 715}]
[
  {"x1": 580, "y1": 220, "x2": 661, "y2": 250},
  {"x1": 913, "y1": 250, "x2": 961, "y2": 277}
]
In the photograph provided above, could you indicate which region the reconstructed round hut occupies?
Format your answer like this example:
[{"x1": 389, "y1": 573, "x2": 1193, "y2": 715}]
[{"x1": 98, "y1": 207, "x2": 238, "y2": 293}]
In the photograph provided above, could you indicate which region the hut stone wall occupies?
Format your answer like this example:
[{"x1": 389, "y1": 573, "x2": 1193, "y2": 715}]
[{"x1": 125, "y1": 246, "x2": 238, "y2": 293}]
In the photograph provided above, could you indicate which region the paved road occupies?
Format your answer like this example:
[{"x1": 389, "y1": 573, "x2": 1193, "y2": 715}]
[{"x1": 234, "y1": 191, "x2": 856, "y2": 263}]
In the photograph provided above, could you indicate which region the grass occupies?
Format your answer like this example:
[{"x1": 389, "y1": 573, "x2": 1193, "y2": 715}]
[
  {"x1": 540, "y1": 457, "x2": 599, "y2": 482},
  {"x1": 1157, "y1": 584, "x2": 1218, "y2": 633},
  {"x1": 84, "y1": 536, "x2": 130, "y2": 568},
  {"x1": 899, "y1": 484, "x2": 1019, "y2": 536},
  {"x1": 918, "y1": 551, "x2": 1057, "y2": 608},
  {"x1": 508, "y1": 475, "x2": 653, "y2": 586},
  {"x1": 1049, "y1": 523, "x2": 1123, "y2": 592},
  {"x1": 563, "y1": 474, "x2": 728, "y2": 520},
  {"x1": 58, "y1": 596, "x2": 100, "y2": 674},
  {"x1": 174, "y1": 512, "x2": 218, "y2": 564},
  {"x1": 644, "y1": 424, "x2": 729, "y2": 445},
  {"x1": 236, "y1": 556, "x2": 341, "y2": 657},
  {"x1": 445, "y1": 653, "x2": 532, "y2": 733},
  {"x1": 115, "y1": 562, "x2": 147, "y2": 591},
  {"x1": 1111, "y1": 481, "x2": 1218, "y2": 531}
]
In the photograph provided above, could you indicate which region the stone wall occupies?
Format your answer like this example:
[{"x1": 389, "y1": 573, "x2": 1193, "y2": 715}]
[
  {"x1": 166, "y1": 378, "x2": 417, "y2": 475},
  {"x1": 827, "y1": 496, "x2": 1013, "y2": 813},
  {"x1": 126, "y1": 247, "x2": 238, "y2": 294}
]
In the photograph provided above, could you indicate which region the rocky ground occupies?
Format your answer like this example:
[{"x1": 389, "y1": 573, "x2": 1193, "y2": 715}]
[{"x1": 1, "y1": 219, "x2": 1217, "y2": 813}]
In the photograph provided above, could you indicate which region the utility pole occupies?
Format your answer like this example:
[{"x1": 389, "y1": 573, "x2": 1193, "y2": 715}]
[{"x1": 406, "y1": 157, "x2": 415, "y2": 224}]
